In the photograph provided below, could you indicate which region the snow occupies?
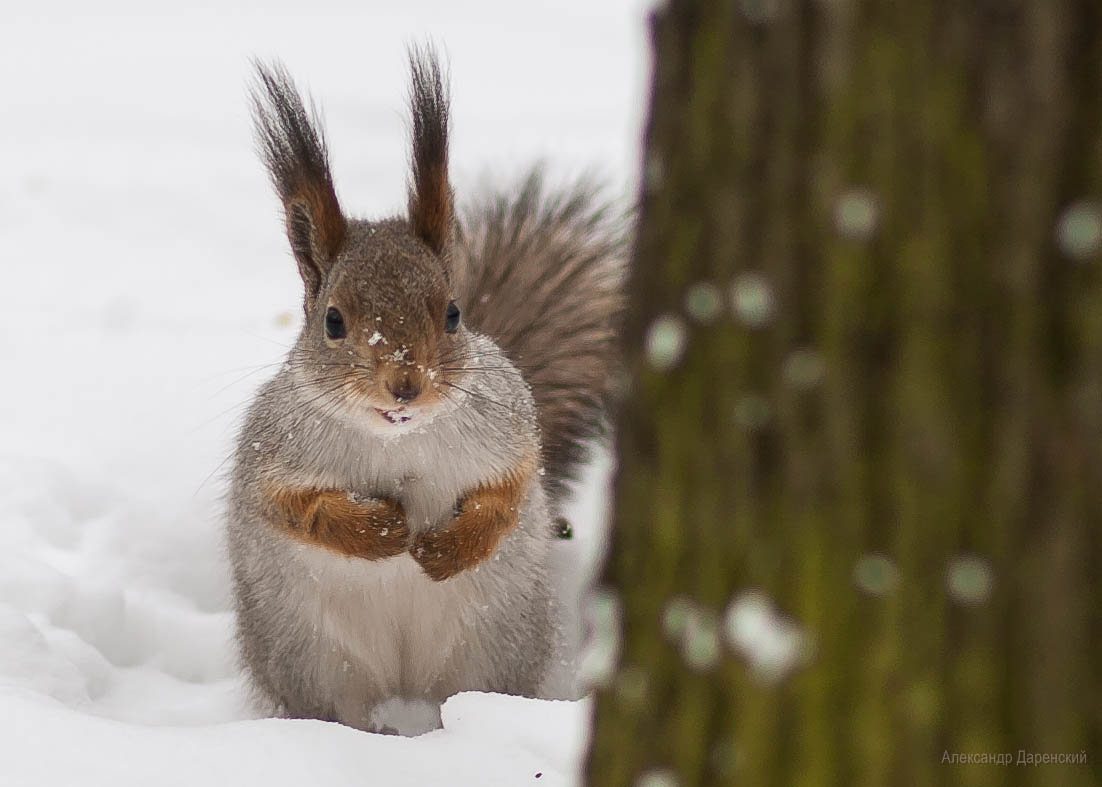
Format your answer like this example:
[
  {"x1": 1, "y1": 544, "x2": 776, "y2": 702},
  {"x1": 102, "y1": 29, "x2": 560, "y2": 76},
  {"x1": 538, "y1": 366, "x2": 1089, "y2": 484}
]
[
  {"x1": 0, "y1": 1, "x2": 645, "y2": 783},
  {"x1": 724, "y1": 591, "x2": 808, "y2": 683},
  {"x1": 2, "y1": 688, "x2": 591, "y2": 787}
]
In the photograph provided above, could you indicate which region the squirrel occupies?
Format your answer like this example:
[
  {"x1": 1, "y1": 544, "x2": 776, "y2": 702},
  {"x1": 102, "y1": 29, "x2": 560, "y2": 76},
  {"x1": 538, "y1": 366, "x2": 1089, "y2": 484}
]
[{"x1": 225, "y1": 47, "x2": 625, "y2": 734}]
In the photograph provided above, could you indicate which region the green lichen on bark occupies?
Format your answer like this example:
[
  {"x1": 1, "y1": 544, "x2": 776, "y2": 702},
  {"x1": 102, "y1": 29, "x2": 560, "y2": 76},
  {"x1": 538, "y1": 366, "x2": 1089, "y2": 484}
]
[{"x1": 587, "y1": 1, "x2": 1102, "y2": 785}]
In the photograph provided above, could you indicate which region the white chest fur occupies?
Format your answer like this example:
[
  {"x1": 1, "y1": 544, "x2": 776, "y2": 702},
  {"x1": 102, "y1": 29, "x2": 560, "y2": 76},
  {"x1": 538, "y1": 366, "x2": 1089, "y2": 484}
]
[
  {"x1": 295, "y1": 384, "x2": 530, "y2": 536},
  {"x1": 292, "y1": 546, "x2": 471, "y2": 697}
]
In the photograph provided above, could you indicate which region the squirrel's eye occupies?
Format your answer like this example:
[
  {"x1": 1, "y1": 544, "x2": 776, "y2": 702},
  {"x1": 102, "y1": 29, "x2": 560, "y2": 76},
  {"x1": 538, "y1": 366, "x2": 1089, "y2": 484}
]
[
  {"x1": 325, "y1": 307, "x2": 347, "y2": 340},
  {"x1": 444, "y1": 300, "x2": 461, "y2": 334}
]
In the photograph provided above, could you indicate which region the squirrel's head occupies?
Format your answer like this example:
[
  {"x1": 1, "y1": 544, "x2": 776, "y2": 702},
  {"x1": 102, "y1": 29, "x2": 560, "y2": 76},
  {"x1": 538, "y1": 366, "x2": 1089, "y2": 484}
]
[{"x1": 251, "y1": 49, "x2": 468, "y2": 433}]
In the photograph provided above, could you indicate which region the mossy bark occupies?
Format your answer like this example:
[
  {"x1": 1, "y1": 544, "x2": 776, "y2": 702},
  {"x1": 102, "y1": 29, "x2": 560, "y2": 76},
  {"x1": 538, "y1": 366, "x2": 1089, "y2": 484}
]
[{"x1": 587, "y1": 2, "x2": 1101, "y2": 785}]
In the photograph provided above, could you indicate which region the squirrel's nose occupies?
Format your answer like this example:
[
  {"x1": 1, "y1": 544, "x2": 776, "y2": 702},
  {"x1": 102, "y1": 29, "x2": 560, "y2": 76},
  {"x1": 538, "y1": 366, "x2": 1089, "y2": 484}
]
[{"x1": 387, "y1": 373, "x2": 422, "y2": 405}]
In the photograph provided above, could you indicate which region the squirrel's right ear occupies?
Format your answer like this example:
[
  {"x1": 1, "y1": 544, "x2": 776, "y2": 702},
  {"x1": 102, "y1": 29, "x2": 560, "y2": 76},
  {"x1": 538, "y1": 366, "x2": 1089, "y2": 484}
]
[
  {"x1": 407, "y1": 45, "x2": 453, "y2": 257},
  {"x1": 250, "y1": 61, "x2": 347, "y2": 305}
]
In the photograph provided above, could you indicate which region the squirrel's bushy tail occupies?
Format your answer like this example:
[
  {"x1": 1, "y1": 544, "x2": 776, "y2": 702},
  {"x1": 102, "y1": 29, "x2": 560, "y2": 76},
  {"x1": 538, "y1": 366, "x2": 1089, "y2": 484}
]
[{"x1": 457, "y1": 169, "x2": 628, "y2": 501}]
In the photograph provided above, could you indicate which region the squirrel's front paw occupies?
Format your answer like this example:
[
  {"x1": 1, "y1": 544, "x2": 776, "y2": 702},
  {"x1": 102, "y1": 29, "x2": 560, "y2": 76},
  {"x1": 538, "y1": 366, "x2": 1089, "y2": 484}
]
[
  {"x1": 410, "y1": 527, "x2": 469, "y2": 582},
  {"x1": 410, "y1": 489, "x2": 519, "y2": 581},
  {"x1": 311, "y1": 491, "x2": 409, "y2": 560}
]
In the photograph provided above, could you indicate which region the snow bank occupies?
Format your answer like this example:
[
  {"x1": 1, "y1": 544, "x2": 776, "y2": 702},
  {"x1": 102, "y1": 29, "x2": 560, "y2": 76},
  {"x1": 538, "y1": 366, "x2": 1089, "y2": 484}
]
[{"x1": 2, "y1": 689, "x2": 590, "y2": 787}]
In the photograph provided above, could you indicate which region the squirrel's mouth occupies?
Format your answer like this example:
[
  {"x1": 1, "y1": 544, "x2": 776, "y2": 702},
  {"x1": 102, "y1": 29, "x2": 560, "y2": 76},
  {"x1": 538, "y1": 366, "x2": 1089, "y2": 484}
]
[{"x1": 375, "y1": 407, "x2": 414, "y2": 425}]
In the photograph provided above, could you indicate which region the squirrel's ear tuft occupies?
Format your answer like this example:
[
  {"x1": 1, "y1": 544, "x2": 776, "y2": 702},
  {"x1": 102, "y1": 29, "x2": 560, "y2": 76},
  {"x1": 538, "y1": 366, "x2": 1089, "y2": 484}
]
[
  {"x1": 250, "y1": 60, "x2": 347, "y2": 302},
  {"x1": 407, "y1": 45, "x2": 453, "y2": 256}
]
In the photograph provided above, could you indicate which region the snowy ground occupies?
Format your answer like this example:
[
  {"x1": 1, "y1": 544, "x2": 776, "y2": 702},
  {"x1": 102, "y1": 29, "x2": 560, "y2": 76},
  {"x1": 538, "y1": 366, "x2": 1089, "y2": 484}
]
[{"x1": 0, "y1": 2, "x2": 646, "y2": 784}]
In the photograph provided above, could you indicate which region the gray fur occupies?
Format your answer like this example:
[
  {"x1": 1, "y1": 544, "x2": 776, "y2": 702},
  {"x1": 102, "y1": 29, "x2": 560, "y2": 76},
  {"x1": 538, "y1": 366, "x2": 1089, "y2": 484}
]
[
  {"x1": 227, "y1": 50, "x2": 622, "y2": 733},
  {"x1": 228, "y1": 330, "x2": 555, "y2": 730},
  {"x1": 456, "y1": 170, "x2": 628, "y2": 500}
]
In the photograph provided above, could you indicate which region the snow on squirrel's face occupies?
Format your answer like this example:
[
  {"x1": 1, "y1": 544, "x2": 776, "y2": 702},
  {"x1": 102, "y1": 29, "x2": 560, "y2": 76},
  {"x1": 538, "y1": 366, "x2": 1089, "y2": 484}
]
[
  {"x1": 289, "y1": 219, "x2": 470, "y2": 434},
  {"x1": 253, "y1": 54, "x2": 467, "y2": 437}
]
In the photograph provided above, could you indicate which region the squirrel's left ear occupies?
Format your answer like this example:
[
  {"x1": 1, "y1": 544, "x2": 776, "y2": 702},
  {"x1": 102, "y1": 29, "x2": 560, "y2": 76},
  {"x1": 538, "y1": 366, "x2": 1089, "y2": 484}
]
[
  {"x1": 407, "y1": 45, "x2": 453, "y2": 256},
  {"x1": 251, "y1": 61, "x2": 347, "y2": 306}
]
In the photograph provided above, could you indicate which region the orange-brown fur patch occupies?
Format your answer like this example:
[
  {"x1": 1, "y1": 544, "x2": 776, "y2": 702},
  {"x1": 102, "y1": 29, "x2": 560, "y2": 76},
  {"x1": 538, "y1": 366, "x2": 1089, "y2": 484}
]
[
  {"x1": 371, "y1": 334, "x2": 434, "y2": 403},
  {"x1": 411, "y1": 454, "x2": 537, "y2": 581},
  {"x1": 265, "y1": 483, "x2": 408, "y2": 560},
  {"x1": 409, "y1": 163, "x2": 453, "y2": 255},
  {"x1": 288, "y1": 181, "x2": 346, "y2": 261}
]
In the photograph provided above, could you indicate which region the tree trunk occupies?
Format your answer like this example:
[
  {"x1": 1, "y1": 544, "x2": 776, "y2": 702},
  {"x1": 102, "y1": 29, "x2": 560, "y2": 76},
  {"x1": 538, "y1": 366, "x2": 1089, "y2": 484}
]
[{"x1": 586, "y1": 2, "x2": 1101, "y2": 785}]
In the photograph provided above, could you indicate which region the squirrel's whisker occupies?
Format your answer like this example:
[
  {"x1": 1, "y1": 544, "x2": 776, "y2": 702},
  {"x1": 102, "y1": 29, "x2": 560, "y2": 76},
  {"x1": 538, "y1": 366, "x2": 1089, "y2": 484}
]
[{"x1": 437, "y1": 380, "x2": 513, "y2": 413}]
